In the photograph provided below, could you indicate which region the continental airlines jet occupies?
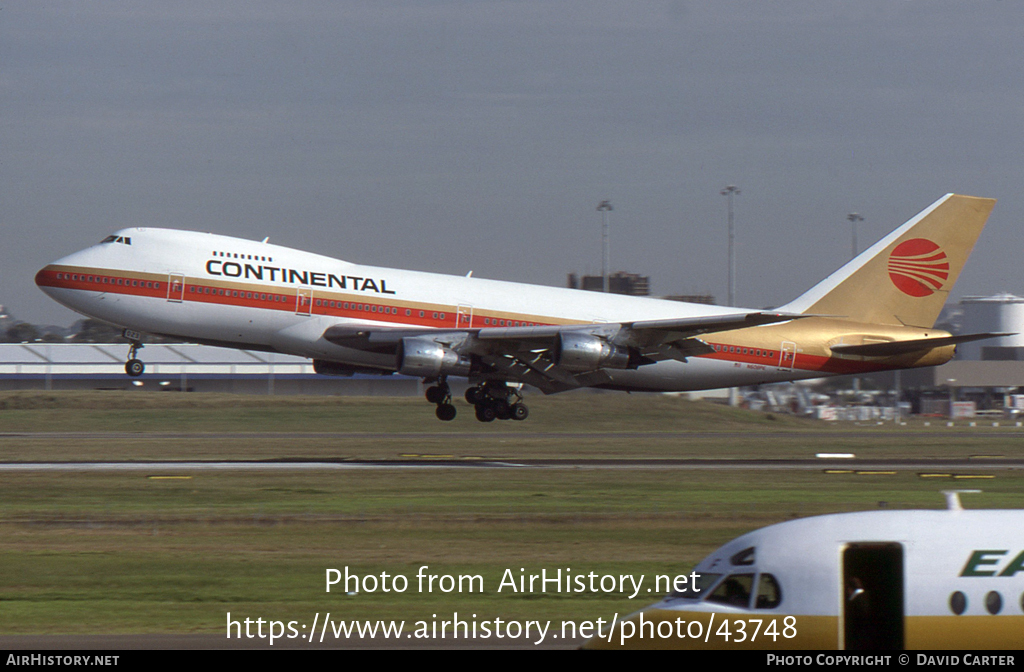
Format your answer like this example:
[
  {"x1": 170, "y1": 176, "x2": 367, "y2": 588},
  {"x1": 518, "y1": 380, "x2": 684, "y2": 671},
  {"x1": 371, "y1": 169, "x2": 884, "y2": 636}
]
[
  {"x1": 584, "y1": 492, "x2": 1023, "y2": 650},
  {"x1": 35, "y1": 194, "x2": 998, "y2": 422}
]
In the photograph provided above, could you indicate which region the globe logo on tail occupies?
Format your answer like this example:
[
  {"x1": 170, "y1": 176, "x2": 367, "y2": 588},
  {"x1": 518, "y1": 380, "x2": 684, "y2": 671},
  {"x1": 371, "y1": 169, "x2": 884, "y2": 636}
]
[{"x1": 888, "y1": 238, "x2": 949, "y2": 297}]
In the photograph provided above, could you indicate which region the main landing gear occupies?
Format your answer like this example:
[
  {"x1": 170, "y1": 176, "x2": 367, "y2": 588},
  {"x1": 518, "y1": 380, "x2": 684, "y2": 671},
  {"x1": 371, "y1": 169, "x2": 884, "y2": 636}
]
[
  {"x1": 425, "y1": 379, "x2": 457, "y2": 421},
  {"x1": 423, "y1": 380, "x2": 530, "y2": 422},
  {"x1": 465, "y1": 382, "x2": 528, "y2": 423},
  {"x1": 124, "y1": 333, "x2": 145, "y2": 377}
]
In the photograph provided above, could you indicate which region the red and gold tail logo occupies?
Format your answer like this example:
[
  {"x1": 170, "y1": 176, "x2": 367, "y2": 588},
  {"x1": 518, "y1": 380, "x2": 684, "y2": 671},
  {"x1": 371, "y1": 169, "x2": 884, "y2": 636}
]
[{"x1": 888, "y1": 238, "x2": 949, "y2": 297}]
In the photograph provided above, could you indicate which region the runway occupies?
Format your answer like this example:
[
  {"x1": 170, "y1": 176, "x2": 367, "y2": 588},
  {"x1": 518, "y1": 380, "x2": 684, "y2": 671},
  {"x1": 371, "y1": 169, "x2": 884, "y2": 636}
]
[
  {"x1": 1, "y1": 457, "x2": 1022, "y2": 471},
  {"x1": 1, "y1": 429, "x2": 1021, "y2": 441}
]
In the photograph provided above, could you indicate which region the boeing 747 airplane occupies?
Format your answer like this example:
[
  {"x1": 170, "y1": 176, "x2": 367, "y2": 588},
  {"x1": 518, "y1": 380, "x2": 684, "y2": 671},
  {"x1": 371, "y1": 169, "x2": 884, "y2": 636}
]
[{"x1": 35, "y1": 194, "x2": 999, "y2": 421}]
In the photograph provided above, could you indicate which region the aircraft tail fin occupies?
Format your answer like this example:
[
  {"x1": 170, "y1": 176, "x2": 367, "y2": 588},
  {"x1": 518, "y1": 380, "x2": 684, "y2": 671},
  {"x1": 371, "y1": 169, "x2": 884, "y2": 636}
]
[{"x1": 779, "y1": 194, "x2": 996, "y2": 328}]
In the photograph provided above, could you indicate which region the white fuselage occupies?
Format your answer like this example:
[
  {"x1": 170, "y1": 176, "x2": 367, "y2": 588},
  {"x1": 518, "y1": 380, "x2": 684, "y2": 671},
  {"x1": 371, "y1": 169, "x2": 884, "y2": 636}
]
[{"x1": 36, "y1": 227, "x2": 827, "y2": 391}]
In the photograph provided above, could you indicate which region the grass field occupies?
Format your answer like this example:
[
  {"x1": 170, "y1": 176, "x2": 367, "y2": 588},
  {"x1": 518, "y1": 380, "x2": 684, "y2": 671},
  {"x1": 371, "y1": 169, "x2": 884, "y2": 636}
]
[{"x1": 0, "y1": 391, "x2": 1021, "y2": 636}]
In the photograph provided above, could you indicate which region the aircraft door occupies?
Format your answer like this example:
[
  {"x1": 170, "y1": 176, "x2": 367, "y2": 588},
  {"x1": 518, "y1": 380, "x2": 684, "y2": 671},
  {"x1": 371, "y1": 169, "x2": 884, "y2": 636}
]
[
  {"x1": 779, "y1": 341, "x2": 797, "y2": 370},
  {"x1": 841, "y1": 543, "x2": 904, "y2": 650},
  {"x1": 167, "y1": 273, "x2": 185, "y2": 302},
  {"x1": 296, "y1": 288, "x2": 313, "y2": 316},
  {"x1": 456, "y1": 304, "x2": 473, "y2": 328}
]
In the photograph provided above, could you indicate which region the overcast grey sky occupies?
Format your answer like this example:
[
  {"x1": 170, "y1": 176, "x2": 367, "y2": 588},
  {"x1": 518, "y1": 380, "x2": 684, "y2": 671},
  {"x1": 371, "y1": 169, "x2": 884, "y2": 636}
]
[{"x1": 3, "y1": 1, "x2": 1023, "y2": 325}]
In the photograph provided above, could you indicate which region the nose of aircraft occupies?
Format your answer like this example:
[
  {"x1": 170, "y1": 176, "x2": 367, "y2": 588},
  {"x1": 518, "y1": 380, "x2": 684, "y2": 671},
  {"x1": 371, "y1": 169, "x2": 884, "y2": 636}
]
[
  {"x1": 34, "y1": 247, "x2": 101, "y2": 301},
  {"x1": 35, "y1": 264, "x2": 59, "y2": 297}
]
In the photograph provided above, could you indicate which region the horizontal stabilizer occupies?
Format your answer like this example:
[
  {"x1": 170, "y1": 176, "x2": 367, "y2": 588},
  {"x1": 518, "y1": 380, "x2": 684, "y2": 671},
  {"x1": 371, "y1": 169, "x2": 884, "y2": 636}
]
[{"x1": 830, "y1": 332, "x2": 1013, "y2": 357}]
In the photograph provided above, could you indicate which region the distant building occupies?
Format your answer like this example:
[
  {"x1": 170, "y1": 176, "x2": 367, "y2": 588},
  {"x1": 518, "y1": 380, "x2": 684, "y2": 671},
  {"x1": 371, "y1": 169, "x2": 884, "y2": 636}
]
[
  {"x1": 567, "y1": 272, "x2": 650, "y2": 296},
  {"x1": 0, "y1": 343, "x2": 420, "y2": 395},
  {"x1": 956, "y1": 294, "x2": 1024, "y2": 361},
  {"x1": 662, "y1": 294, "x2": 717, "y2": 305}
]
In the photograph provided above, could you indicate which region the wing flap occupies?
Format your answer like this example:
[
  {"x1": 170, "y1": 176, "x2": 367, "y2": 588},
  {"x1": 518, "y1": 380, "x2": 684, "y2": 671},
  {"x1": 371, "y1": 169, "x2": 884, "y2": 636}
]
[
  {"x1": 318, "y1": 311, "x2": 802, "y2": 389},
  {"x1": 322, "y1": 325, "x2": 467, "y2": 353}
]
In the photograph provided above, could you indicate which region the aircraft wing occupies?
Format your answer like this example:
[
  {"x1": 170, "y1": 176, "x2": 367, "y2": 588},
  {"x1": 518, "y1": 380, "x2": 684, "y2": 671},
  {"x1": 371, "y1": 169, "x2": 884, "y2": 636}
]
[{"x1": 321, "y1": 311, "x2": 805, "y2": 393}]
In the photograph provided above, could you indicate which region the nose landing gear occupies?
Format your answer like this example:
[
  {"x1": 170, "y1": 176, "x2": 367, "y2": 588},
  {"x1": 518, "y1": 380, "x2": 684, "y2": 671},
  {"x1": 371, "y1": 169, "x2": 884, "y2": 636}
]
[{"x1": 123, "y1": 332, "x2": 145, "y2": 377}]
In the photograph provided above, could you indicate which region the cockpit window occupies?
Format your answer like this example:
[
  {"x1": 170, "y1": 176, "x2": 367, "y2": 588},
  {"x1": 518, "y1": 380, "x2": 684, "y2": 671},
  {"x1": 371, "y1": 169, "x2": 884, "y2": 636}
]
[
  {"x1": 755, "y1": 573, "x2": 783, "y2": 609},
  {"x1": 100, "y1": 235, "x2": 132, "y2": 245},
  {"x1": 670, "y1": 572, "x2": 721, "y2": 599},
  {"x1": 101, "y1": 235, "x2": 117, "y2": 243},
  {"x1": 706, "y1": 573, "x2": 755, "y2": 608},
  {"x1": 731, "y1": 547, "x2": 756, "y2": 566}
]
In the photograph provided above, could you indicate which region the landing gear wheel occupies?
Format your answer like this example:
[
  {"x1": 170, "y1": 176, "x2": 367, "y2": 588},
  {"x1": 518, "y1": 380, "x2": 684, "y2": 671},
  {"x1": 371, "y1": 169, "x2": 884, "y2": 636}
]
[
  {"x1": 475, "y1": 404, "x2": 497, "y2": 422},
  {"x1": 465, "y1": 386, "x2": 484, "y2": 405},
  {"x1": 425, "y1": 385, "x2": 448, "y2": 404},
  {"x1": 493, "y1": 399, "x2": 512, "y2": 420},
  {"x1": 435, "y1": 403, "x2": 457, "y2": 421},
  {"x1": 510, "y1": 403, "x2": 529, "y2": 421},
  {"x1": 124, "y1": 337, "x2": 145, "y2": 378}
]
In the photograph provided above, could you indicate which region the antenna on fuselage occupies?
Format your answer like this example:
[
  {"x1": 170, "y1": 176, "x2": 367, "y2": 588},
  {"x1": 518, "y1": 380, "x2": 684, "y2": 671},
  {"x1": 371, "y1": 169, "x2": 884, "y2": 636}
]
[
  {"x1": 261, "y1": 237, "x2": 270, "y2": 244},
  {"x1": 942, "y1": 489, "x2": 982, "y2": 511}
]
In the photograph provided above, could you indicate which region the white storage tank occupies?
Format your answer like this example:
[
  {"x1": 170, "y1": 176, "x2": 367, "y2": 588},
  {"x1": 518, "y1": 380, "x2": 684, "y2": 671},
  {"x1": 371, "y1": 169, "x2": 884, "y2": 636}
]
[{"x1": 957, "y1": 294, "x2": 1024, "y2": 360}]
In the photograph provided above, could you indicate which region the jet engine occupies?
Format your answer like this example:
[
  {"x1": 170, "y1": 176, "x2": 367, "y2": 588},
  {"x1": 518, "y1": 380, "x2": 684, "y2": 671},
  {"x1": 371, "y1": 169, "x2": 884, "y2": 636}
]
[
  {"x1": 553, "y1": 332, "x2": 642, "y2": 372},
  {"x1": 396, "y1": 337, "x2": 472, "y2": 378}
]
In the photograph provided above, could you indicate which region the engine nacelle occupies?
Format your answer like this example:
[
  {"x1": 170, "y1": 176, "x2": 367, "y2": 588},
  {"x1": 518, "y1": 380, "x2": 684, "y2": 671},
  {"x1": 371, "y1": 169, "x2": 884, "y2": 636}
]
[
  {"x1": 553, "y1": 332, "x2": 640, "y2": 372},
  {"x1": 396, "y1": 337, "x2": 472, "y2": 378}
]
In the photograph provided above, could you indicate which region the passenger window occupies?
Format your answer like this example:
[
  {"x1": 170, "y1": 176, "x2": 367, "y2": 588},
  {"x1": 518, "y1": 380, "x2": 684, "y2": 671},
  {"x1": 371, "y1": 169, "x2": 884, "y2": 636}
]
[
  {"x1": 706, "y1": 573, "x2": 754, "y2": 608},
  {"x1": 755, "y1": 573, "x2": 782, "y2": 609}
]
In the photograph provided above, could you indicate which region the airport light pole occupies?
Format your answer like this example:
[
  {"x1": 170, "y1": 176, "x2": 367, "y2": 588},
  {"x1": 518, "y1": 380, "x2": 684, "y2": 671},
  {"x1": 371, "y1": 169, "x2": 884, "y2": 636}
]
[
  {"x1": 720, "y1": 185, "x2": 740, "y2": 407},
  {"x1": 597, "y1": 200, "x2": 613, "y2": 292},
  {"x1": 720, "y1": 186, "x2": 740, "y2": 306},
  {"x1": 846, "y1": 212, "x2": 864, "y2": 393},
  {"x1": 847, "y1": 213, "x2": 863, "y2": 259}
]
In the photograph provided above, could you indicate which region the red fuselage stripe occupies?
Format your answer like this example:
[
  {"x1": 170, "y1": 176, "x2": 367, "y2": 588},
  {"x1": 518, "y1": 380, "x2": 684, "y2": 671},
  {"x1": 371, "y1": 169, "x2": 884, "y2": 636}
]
[{"x1": 36, "y1": 267, "x2": 891, "y2": 376}]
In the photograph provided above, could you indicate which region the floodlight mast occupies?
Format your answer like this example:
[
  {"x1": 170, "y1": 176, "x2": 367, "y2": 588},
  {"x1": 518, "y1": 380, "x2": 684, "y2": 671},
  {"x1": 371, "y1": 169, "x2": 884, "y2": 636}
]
[
  {"x1": 597, "y1": 200, "x2": 613, "y2": 292},
  {"x1": 847, "y1": 212, "x2": 864, "y2": 259},
  {"x1": 720, "y1": 185, "x2": 740, "y2": 306}
]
